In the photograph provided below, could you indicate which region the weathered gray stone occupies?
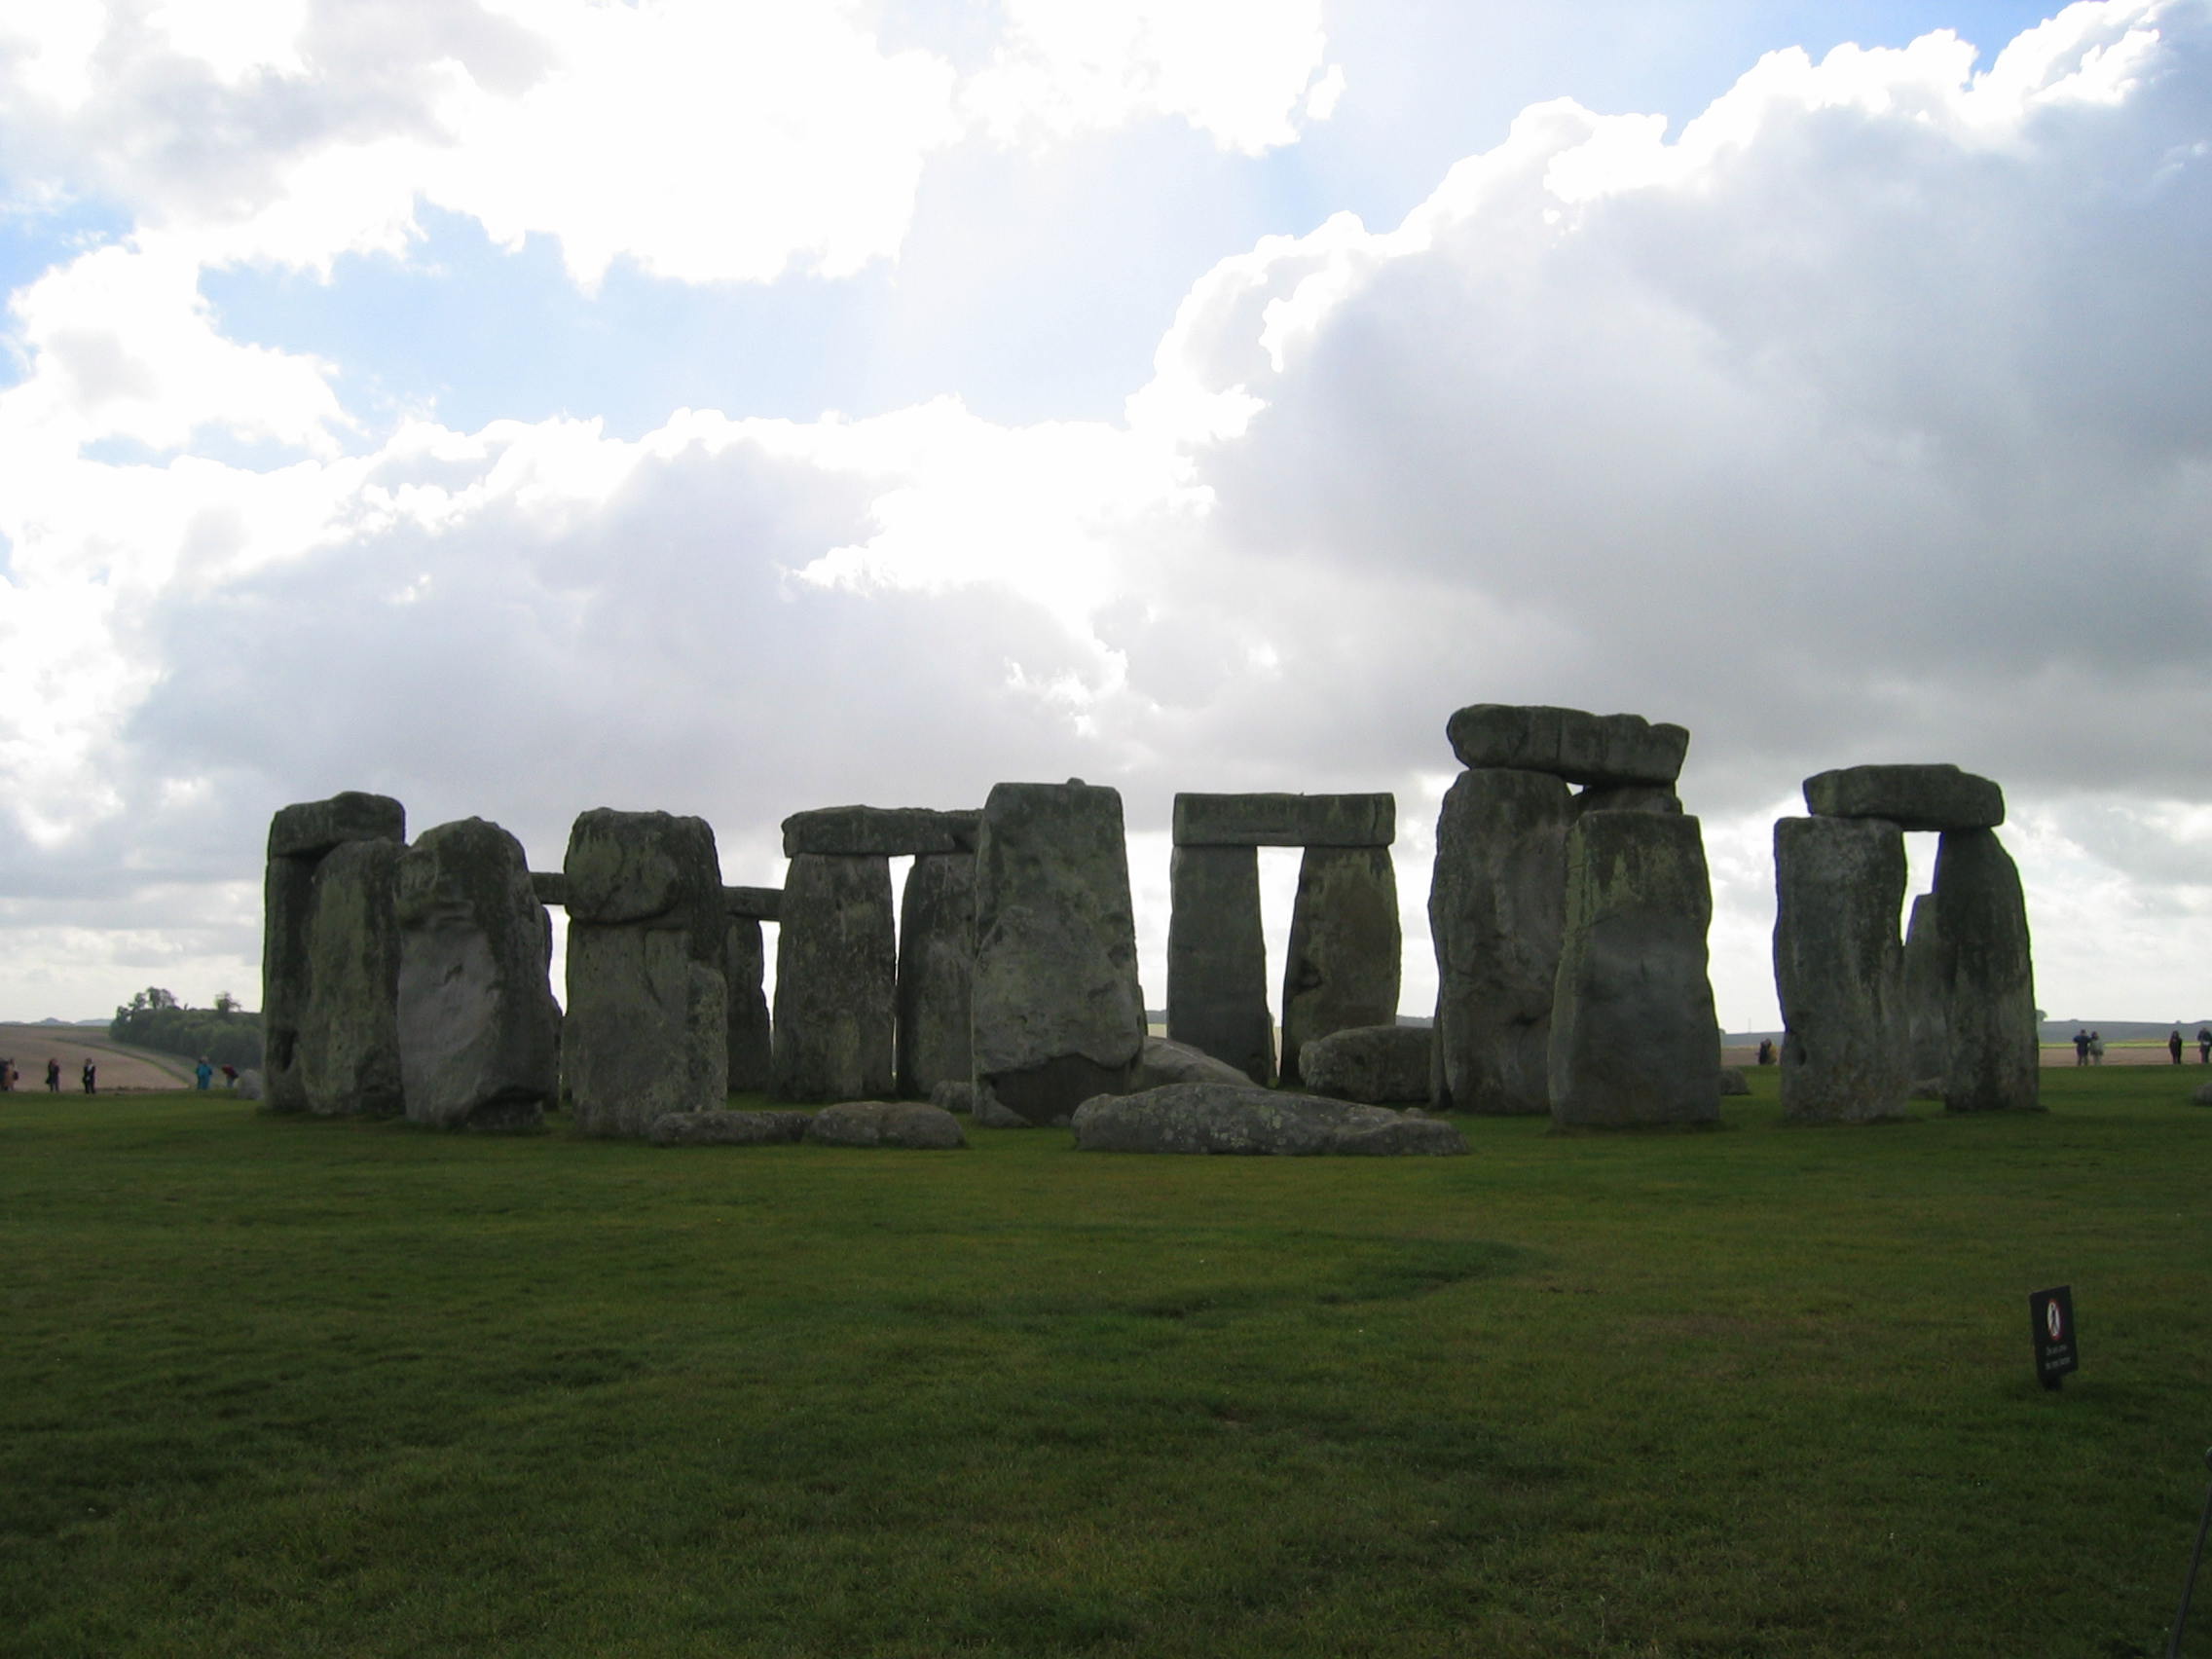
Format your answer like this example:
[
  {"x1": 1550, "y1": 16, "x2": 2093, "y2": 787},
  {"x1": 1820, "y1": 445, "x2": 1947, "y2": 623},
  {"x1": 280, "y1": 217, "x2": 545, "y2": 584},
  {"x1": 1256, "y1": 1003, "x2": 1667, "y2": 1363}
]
[
  {"x1": 1448, "y1": 705, "x2": 1688, "y2": 788},
  {"x1": 1902, "y1": 894, "x2": 1948, "y2": 1088},
  {"x1": 804, "y1": 1101, "x2": 968, "y2": 1150},
  {"x1": 561, "y1": 810, "x2": 727, "y2": 1137},
  {"x1": 724, "y1": 916, "x2": 772, "y2": 1093},
  {"x1": 1165, "y1": 844, "x2": 1273, "y2": 1084},
  {"x1": 1280, "y1": 846, "x2": 1401, "y2": 1087},
  {"x1": 1428, "y1": 768, "x2": 1572, "y2": 1116},
  {"x1": 781, "y1": 806, "x2": 981, "y2": 859},
  {"x1": 1772, "y1": 816, "x2": 1909, "y2": 1124},
  {"x1": 563, "y1": 808, "x2": 724, "y2": 935},
  {"x1": 268, "y1": 792, "x2": 406, "y2": 860},
  {"x1": 1071, "y1": 1083, "x2": 1466, "y2": 1156},
  {"x1": 1134, "y1": 1035, "x2": 1257, "y2": 1089},
  {"x1": 1171, "y1": 793, "x2": 1394, "y2": 848},
  {"x1": 1931, "y1": 829, "x2": 2039, "y2": 1112},
  {"x1": 1549, "y1": 811, "x2": 1721, "y2": 1128},
  {"x1": 723, "y1": 885, "x2": 782, "y2": 921},
  {"x1": 1574, "y1": 785, "x2": 1680, "y2": 815},
  {"x1": 531, "y1": 871, "x2": 568, "y2": 907},
  {"x1": 263, "y1": 793, "x2": 407, "y2": 1114},
  {"x1": 1717, "y1": 1066, "x2": 1750, "y2": 1096},
  {"x1": 929, "y1": 1080, "x2": 975, "y2": 1113},
  {"x1": 772, "y1": 854, "x2": 896, "y2": 1103},
  {"x1": 896, "y1": 851, "x2": 976, "y2": 1098},
  {"x1": 971, "y1": 1092, "x2": 1036, "y2": 1128},
  {"x1": 971, "y1": 781, "x2": 1146, "y2": 1124},
  {"x1": 2191, "y1": 1082, "x2": 2212, "y2": 1108},
  {"x1": 394, "y1": 818, "x2": 560, "y2": 1131},
  {"x1": 235, "y1": 1068, "x2": 265, "y2": 1101},
  {"x1": 1299, "y1": 1023, "x2": 1432, "y2": 1105},
  {"x1": 649, "y1": 1108, "x2": 809, "y2": 1147},
  {"x1": 1803, "y1": 764, "x2": 2005, "y2": 832},
  {"x1": 297, "y1": 837, "x2": 407, "y2": 1117}
]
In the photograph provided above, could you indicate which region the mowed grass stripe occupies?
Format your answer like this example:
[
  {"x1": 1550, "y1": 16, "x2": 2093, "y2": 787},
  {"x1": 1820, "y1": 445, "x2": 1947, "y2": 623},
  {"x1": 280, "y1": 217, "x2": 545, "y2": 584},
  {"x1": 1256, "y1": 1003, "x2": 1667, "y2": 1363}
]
[{"x1": 1, "y1": 1065, "x2": 2205, "y2": 1657}]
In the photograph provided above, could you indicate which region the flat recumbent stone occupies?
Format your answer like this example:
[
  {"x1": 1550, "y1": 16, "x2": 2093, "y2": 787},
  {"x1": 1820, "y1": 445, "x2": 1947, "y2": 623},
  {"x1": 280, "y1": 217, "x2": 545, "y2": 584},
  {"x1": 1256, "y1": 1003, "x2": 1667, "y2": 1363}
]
[
  {"x1": 1801, "y1": 764, "x2": 2004, "y2": 832},
  {"x1": 1446, "y1": 705, "x2": 1688, "y2": 788}
]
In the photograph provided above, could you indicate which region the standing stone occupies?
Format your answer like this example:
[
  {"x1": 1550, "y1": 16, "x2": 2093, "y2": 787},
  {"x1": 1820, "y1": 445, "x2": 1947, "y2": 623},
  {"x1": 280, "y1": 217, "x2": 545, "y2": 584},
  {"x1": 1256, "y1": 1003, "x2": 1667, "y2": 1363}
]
[
  {"x1": 262, "y1": 792, "x2": 406, "y2": 1115},
  {"x1": 1902, "y1": 894, "x2": 1948, "y2": 1086},
  {"x1": 896, "y1": 851, "x2": 977, "y2": 1098},
  {"x1": 394, "y1": 818, "x2": 560, "y2": 1131},
  {"x1": 724, "y1": 916, "x2": 773, "y2": 1094},
  {"x1": 771, "y1": 854, "x2": 896, "y2": 1102},
  {"x1": 562, "y1": 809, "x2": 728, "y2": 1137},
  {"x1": 971, "y1": 781, "x2": 1146, "y2": 1124},
  {"x1": 1931, "y1": 829, "x2": 2039, "y2": 1112},
  {"x1": 1280, "y1": 846, "x2": 1401, "y2": 1087},
  {"x1": 297, "y1": 837, "x2": 408, "y2": 1117},
  {"x1": 1549, "y1": 811, "x2": 1720, "y2": 1128},
  {"x1": 1772, "y1": 816, "x2": 1908, "y2": 1124},
  {"x1": 1428, "y1": 768, "x2": 1572, "y2": 1115},
  {"x1": 1166, "y1": 845, "x2": 1274, "y2": 1086}
]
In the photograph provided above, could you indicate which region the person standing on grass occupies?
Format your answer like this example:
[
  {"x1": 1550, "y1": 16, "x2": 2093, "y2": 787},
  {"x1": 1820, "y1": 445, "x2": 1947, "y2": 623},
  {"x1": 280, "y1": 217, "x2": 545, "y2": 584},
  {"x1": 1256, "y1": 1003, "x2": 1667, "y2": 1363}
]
[
  {"x1": 2197, "y1": 1026, "x2": 2210, "y2": 1064},
  {"x1": 2089, "y1": 1030, "x2": 2105, "y2": 1064},
  {"x1": 45, "y1": 1057, "x2": 59, "y2": 1091},
  {"x1": 81, "y1": 1059, "x2": 94, "y2": 1093},
  {"x1": 2171, "y1": 1028, "x2": 2186, "y2": 1064},
  {"x1": 2074, "y1": 1027, "x2": 2090, "y2": 1065},
  {"x1": 195, "y1": 1056, "x2": 212, "y2": 1090}
]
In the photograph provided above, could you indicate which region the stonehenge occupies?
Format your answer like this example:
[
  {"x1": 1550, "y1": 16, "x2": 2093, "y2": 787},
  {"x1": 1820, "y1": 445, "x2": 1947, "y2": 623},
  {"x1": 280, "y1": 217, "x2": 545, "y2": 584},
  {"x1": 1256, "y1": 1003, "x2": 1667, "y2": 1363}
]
[
  {"x1": 262, "y1": 792, "x2": 407, "y2": 1117},
  {"x1": 256, "y1": 709, "x2": 2045, "y2": 1148},
  {"x1": 1772, "y1": 764, "x2": 2036, "y2": 1116},
  {"x1": 1428, "y1": 704, "x2": 1713, "y2": 1123},
  {"x1": 1165, "y1": 793, "x2": 1397, "y2": 1088}
]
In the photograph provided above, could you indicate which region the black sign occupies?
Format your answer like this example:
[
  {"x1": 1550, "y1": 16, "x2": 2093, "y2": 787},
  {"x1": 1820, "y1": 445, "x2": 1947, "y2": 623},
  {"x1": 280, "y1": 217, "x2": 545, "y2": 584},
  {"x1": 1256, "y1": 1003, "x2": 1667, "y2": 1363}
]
[{"x1": 2030, "y1": 1286, "x2": 2078, "y2": 1389}]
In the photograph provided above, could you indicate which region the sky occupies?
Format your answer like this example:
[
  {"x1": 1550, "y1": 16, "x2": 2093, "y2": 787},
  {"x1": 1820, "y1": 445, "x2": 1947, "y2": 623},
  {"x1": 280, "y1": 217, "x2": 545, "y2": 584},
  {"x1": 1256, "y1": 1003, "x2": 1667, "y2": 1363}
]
[{"x1": 2, "y1": 0, "x2": 2208, "y2": 1034}]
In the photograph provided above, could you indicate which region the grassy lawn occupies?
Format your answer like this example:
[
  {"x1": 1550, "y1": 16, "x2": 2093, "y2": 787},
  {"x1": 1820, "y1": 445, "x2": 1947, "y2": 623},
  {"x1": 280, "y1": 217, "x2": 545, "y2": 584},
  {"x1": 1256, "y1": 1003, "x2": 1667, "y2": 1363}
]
[{"x1": 2, "y1": 1067, "x2": 2208, "y2": 1657}]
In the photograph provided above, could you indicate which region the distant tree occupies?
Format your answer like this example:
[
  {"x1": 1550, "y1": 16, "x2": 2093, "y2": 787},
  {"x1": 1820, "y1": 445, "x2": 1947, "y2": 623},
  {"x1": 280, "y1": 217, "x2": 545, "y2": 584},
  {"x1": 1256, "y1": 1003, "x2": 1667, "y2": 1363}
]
[
  {"x1": 110, "y1": 990, "x2": 262, "y2": 1069},
  {"x1": 213, "y1": 991, "x2": 239, "y2": 1017}
]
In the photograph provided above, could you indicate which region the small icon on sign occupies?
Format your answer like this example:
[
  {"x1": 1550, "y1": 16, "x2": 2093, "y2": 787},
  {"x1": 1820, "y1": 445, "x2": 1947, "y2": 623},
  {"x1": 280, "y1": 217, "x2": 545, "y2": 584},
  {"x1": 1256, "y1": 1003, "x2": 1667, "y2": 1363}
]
[{"x1": 2046, "y1": 1301, "x2": 2064, "y2": 1341}]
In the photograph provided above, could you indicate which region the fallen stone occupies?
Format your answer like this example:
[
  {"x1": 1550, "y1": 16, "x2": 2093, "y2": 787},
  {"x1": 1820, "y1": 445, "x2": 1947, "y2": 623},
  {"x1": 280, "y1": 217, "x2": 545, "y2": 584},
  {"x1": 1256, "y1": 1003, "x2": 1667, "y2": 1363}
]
[
  {"x1": 725, "y1": 916, "x2": 772, "y2": 1093},
  {"x1": 781, "y1": 806, "x2": 981, "y2": 859},
  {"x1": 297, "y1": 837, "x2": 408, "y2": 1117},
  {"x1": 1134, "y1": 1035, "x2": 1257, "y2": 1089},
  {"x1": 1717, "y1": 1066, "x2": 1750, "y2": 1096},
  {"x1": 971, "y1": 781, "x2": 1147, "y2": 1124},
  {"x1": 929, "y1": 1080, "x2": 975, "y2": 1113},
  {"x1": 1171, "y1": 793, "x2": 1394, "y2": 848},
  {"x1": 1280, "y1": 845, "x2": 1401, "y2": 1087},
  {"x1": 1447, "y1": 705, "x2": 1688, "y2": 788},
  {"x1": 395, "y1": 818, "x2": 560, "y2": 1131},
  {"x1": 722, "y1": 885, "x2": 782, "y2": 921},
  {"x1": 1772, "y1": 816, "x2": 1909, "y2": 1124},
  {"x1": 1165, "y1": 844, "x2": 1273, "y2": 1085},
  {"x1": 1428, "y1": 767, "x2": 1572, "y2": 1116},
  {"x1": 1299, "y1": 1023, "x2": 1432, "y2": 1105},
  {"x1": 649, "y1": 1109, "x2": 810, "y2": 1147},
  {"x1": 896, "y1": 851, "x2": 977, "y2": 1098},
  {"x1": 1802, "y1": 764, "x2": 2005, "y2": 831},
  {"x1": 1549, "y1": 811, "x2": 1721, "y2": 1129},
  {"x1": 971, "y1": 1090, "x2": 1038, "y2": 1128},
  {"x1": 268, "y1": 792, "x2": 407, "y2": 860},
  {"x1": 1071, "y1": 1083, "x2": 1466, "y2": 1156},
  {"x1": 235, "y1": 1068, "x2": 265, "y2": 1101},
  {"x1": 1931, "y1": 829, "x2": 2039, "y2": 1112},
  {"x1": 2191, "y1": 1083, "x2": 2212, "y2": 1107},
  {"x1": 773, "y1": 854, "x2": 897, "y2": 1103},
  {"x1": 804, "y1": 1101, "x2": 968, "y2": 1149}
]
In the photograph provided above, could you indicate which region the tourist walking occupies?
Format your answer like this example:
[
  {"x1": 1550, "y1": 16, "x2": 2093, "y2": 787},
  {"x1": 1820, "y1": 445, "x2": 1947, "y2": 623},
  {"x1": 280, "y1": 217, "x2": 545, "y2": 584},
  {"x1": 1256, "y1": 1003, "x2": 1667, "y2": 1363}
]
[
  {"x1": 2171, "y1": 1029, "x2": 2186, "y2": 1064},
  {"x1": 45, "y1": 1057, "x2": 59, "y2": 1091},
  {"x1": 194, "y1": 1057, "x2": 212, "y2": 1090},
  {"x1": 2073, "y1": 1028, "x2": 2090, "y2": 1065}
]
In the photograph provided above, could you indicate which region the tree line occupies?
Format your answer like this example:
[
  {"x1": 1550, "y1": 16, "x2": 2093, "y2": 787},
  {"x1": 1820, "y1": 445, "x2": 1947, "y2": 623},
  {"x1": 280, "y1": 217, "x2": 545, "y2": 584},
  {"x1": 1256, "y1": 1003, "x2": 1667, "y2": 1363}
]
[{"x1": 109, "y1": 988, "x2": 264, "y2": 1069}]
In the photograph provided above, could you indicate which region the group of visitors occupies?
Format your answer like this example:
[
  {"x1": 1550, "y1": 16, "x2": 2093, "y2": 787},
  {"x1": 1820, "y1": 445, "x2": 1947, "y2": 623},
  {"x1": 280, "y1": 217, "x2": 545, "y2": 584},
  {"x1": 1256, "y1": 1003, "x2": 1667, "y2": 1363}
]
[
  {"x1": 192, "y1": 1057, "x2": 238, "y2": 1090},
  {"x1": 2071, "y1": 1029, "x2": 2106, "y2": 1065},
  {"x1": 0, "y1": 1057, "x2": 94, "y2": 1091},
  {"x1": 2168, "y1": 1027, "x2": 2212, "y2": 1064}
]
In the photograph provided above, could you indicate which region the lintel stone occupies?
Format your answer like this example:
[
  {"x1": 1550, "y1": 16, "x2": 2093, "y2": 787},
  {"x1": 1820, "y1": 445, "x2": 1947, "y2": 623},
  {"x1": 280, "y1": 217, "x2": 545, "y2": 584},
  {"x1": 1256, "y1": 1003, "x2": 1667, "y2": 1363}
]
[
  {"x1": 723, "y1": 885, "x2": 782, "y2": 921},
  {"x1": 1171, "y1": 793, "x2": 1394, "y2": 848},
  {"x1": 781, "y1": 806, "x2": 981, "y2": 858},
  {"x1": 1447, "y1": 705, "x2": 1688, "y2": 788},
  {"x1": 1802, "y1": 764, "x2": 2005, "y2": 831},
  {"x1": 269, "y1": 792, "x2": 406, "y2": 860},
  {"x1": 531, "y1": 871, "x2": 568, "y2": 907}
]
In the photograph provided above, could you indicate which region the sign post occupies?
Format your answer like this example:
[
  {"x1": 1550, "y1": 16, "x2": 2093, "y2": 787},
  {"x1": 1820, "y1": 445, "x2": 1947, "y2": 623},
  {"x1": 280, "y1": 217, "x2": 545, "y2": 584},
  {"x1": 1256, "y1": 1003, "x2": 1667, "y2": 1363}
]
[{"x1": 2029, "y1": 1286, "x2": 2078, "y2": 1390}]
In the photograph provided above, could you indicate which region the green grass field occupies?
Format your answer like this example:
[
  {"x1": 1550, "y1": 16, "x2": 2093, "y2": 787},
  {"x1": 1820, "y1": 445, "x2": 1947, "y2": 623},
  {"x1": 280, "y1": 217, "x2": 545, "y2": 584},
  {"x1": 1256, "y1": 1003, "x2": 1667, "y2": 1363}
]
[{"x1": 3, "y1": 1067, "x2": 2209, "y2": 1657}]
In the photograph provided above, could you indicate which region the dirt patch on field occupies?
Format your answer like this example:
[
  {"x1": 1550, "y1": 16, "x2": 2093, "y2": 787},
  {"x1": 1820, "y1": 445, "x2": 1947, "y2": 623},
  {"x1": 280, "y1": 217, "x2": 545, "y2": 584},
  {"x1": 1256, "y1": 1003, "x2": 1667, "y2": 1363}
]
[{"x1": 0, "y1": 1024, "x2": 196, "y2": 1092}]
